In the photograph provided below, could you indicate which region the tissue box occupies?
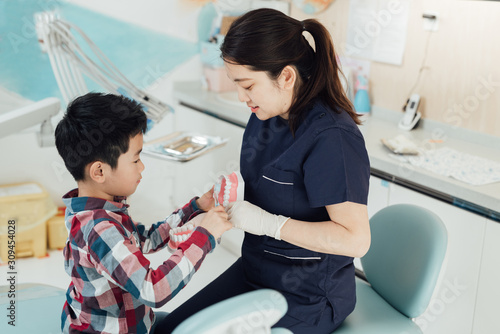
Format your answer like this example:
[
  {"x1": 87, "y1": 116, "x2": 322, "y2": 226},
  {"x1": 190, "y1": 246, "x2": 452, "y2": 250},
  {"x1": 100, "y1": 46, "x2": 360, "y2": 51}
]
[
  {"x1": 0, "y1": 182, "x2": 57, "y2": 260},
  {"x1": 0, "y1": 219, "x2": 47, "y2": 260},
  {"x1": 47, "y1": 207, "x2": 67, "y2": 250}
]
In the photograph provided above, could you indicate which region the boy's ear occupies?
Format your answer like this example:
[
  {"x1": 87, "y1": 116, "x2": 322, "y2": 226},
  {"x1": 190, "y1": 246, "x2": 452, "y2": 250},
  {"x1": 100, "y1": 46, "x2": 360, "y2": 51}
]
[{"x1": 88, "y1": 161, "x2": 106, "y2": 183}]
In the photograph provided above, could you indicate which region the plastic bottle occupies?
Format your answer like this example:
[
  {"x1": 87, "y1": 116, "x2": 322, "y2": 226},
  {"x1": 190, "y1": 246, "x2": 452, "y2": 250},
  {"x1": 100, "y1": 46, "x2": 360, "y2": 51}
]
[{"x1": 353, "y1": 75, "x2": 371, "y2": 119}]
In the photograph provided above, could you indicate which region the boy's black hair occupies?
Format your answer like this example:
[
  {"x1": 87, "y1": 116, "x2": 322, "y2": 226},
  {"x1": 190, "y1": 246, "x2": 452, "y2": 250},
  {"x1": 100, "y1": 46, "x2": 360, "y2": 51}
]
[{"x1": 55, "y1": 92, "x2": 148, "y2": 181}]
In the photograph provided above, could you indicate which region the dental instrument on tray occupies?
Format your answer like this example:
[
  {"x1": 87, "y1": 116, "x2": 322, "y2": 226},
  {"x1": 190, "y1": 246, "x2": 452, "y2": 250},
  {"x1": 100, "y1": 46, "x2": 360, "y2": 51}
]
[
  {"x1": 34, "y1": 11, "x2": 172, "y2": 127},
  {"x1": 143, "y1": 132, "x2": 228, "y2": 162}
]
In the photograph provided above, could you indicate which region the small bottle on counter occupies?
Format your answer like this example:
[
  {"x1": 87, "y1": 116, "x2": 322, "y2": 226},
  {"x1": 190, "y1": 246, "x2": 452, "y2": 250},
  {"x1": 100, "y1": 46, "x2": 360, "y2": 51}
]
[{"x1": 353, "y1": 75, "x2": 371, "y2": 122}]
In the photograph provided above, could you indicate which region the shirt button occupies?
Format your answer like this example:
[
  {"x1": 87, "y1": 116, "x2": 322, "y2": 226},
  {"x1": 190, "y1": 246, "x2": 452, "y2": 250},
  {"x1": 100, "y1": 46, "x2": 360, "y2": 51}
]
[{"x1": 319, "y1": 113, "x2": 325, "y2": 118}]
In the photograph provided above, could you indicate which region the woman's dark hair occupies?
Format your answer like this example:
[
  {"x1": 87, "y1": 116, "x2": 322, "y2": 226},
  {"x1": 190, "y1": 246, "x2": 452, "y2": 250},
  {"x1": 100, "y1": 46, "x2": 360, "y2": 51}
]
[
  {"x1": 220, "y1": 8, "x2": 360, "y2": 134},
  {"x1": 55, "y1": 92, "x2": 148, "y2": 181}
]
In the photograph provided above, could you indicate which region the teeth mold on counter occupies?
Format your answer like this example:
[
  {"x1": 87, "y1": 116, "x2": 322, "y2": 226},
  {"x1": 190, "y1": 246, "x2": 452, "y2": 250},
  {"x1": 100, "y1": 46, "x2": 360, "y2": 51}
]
[
  {"x1": 213, "y1": 171, "x2": 245, "y2": 207},
  {"x1": 168, "y1": 223, "x2": 195, "y2": 251}
]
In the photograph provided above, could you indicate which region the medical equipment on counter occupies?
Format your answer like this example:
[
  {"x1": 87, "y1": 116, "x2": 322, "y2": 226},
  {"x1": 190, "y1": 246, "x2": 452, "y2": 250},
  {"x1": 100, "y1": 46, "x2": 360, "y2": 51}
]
[
  {"x1": 399, "y1": 93, "x2": 421, "y2": 131},
  {"x1": 143, "y1": 132, "x2": 228, "y2": 162},
  {"x1": 34, "y1": 11, "x2": 172, "y2": 127},
  {"x1": 381, "y1": 135, "x2": 420, "y2": 155}
]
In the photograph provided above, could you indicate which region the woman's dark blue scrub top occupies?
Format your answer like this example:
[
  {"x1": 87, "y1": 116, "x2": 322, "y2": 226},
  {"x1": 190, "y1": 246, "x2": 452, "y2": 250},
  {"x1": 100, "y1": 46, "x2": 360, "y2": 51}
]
[{"x1": 240, "y1": 99, "x2": 370, "y2": 326}]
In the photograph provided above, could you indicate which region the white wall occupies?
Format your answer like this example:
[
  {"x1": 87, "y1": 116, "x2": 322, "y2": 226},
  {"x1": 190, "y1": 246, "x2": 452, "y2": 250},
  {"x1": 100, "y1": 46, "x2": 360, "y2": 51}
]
[
  {"x1": 65, "y1": 0, "x2": 203, "y2": 43},
  {"x1": 292, "y1": 0, "x2": 500, "y2": 138}
]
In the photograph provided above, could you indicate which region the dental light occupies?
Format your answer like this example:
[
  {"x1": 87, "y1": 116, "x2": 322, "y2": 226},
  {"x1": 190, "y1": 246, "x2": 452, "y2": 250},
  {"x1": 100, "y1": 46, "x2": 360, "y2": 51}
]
[{"x1": 34, "y1": 11, "x2": 172, "y2": 127}]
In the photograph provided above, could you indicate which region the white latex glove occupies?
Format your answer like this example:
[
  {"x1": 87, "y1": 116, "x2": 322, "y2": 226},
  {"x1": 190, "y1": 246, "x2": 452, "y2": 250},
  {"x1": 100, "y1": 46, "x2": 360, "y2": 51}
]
[{"x1": 226, "y1": 201, "x2": 290, "y2": 240}]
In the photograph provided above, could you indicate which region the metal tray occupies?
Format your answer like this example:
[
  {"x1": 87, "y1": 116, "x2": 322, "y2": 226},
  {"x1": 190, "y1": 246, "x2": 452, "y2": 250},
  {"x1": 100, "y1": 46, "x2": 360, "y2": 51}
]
[
  {"x1": 143, "y1": 131, "x2": 228, "y2": 162},
  {"x1": 163, "y1": 135, "x2": 208, "y2": 156}
]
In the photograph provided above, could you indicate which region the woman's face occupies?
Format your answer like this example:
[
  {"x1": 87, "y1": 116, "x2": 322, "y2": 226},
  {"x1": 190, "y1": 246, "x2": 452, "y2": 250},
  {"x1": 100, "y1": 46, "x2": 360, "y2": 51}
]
[{"x1": 224, "y1": 62, "x2": 294, "y2": 121}]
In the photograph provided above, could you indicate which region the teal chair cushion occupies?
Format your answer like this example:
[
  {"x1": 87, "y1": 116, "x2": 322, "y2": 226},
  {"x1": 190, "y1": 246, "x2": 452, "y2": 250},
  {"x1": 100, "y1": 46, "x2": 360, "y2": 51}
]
[
  {"x1": 173, "y1": 289, "x2": 291, "y2": 334},
  {"x1": 334, "y1": 204, "x2": 447, "y2": 333},
  {"x1": 334, "y1": 279, "x2": 422, "y2": 334},
  {"x1": 0, "y1": 283, "x2": 65, "y2": 334},
  {"x1": 361, "y1": 204, "x2": 447, "y2": 318}
]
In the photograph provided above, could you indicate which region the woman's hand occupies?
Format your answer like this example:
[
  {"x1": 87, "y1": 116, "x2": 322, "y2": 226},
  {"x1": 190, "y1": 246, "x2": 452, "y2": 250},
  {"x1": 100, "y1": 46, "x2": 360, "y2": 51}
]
[
  {"x1": 196, "y1": 187, "x2": 215, "y2": 211},
  {"x1": 225, "y1": 201, "x2": 290, "y2": 240}
]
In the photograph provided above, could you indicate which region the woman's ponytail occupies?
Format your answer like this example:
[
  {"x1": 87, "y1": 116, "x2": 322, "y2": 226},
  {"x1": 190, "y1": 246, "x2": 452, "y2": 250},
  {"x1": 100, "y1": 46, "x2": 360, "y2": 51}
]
[{"x1": 293, "y1": 19, "x2": 360, "y2": 129}]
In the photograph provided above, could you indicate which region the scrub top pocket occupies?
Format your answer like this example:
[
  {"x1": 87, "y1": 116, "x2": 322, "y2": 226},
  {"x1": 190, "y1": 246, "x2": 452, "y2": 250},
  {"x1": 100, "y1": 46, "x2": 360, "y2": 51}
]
[
  {"x1": 260, "y1": 245, "x2": 326, "y2": 292},
  {"x1": 259, "y1": 244, "x2": 329, "y2": 325},
  {"x1": 257, "y1": 166, "x2": 295, "y2": 217}
]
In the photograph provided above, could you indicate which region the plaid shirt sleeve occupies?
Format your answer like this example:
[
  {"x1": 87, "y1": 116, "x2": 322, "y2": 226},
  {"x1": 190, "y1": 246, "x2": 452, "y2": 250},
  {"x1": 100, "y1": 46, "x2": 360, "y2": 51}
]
[
  {"x1": 87, "y1": 209, "x2": 215, "y2": 309},
  {"x1": 135, "y1": 197, "x2": 201, "y2": 254}
]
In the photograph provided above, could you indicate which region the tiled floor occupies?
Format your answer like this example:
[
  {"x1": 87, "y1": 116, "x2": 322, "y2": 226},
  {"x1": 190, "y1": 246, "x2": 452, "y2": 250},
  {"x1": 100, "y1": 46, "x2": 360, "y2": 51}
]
[{"x1": 0, "y1": 244, "x2": 238, "y2": 314}]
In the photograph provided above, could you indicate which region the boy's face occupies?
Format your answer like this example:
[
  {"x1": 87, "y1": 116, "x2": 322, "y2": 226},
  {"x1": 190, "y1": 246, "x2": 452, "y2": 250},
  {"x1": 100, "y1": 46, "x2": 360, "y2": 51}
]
[{"x1": 105, "y1": 133, "x2": 145, "y2": 198}]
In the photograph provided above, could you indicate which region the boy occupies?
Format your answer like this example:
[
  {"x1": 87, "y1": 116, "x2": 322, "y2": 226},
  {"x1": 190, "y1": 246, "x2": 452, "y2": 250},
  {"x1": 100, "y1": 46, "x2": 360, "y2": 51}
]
[{"x1": 54, "y1": 92, "x2": 232, "y2": 333}]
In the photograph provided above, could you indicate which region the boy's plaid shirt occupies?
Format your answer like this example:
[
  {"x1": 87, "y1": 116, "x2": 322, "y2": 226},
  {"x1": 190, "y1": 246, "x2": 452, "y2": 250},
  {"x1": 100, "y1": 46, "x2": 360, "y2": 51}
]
[{"x1": 60, "y1": 189, "x2": 215, "y2": 333}]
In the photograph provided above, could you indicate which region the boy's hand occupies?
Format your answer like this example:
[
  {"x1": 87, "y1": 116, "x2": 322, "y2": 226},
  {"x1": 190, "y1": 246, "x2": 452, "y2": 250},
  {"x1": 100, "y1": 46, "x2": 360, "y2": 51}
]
[
  {"x1": 188, "y1": 213, "x2": 206, "y2": 227},
  {"x1": 199, "y1": 206, "x2": 232, "y2": 240},
  {"x1": 196, "y1": 187, "x2": 215, "y2": 211}
]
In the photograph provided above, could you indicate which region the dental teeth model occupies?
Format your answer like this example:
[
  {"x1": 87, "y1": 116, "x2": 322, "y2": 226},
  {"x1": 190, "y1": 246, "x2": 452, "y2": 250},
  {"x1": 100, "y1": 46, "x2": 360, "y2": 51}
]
[
  {"x1": 168, "y1": 223, "x2": 195, "y2": 251},
  {"x1": 168, "y1": 172, "x2": 244, "y2": 252},
  {"x1": 213, "y1": 171, "x2": 245, "y2": 207}
]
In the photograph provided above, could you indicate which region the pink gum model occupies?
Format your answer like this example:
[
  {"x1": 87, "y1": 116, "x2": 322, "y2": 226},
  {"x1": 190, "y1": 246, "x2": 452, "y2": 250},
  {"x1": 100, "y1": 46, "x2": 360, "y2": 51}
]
[
  {"x1": 168, "y1": 223, "x2": 195, "y2": 251},
  {"x1": 213, "y1": 171, "x2": 245, "y2": 207}
]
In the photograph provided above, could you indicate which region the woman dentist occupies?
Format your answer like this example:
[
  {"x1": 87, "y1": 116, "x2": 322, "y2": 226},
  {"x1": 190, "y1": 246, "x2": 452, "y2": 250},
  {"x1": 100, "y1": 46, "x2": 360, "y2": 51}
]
[{"x1": 155, "y1": 8, "x2": 371, "y2": 333}]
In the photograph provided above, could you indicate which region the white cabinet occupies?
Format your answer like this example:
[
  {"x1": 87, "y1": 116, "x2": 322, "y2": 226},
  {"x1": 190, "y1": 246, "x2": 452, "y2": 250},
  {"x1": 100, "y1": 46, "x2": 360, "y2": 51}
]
[
  {"x1": 388, "y1": 184, "x2": 486, "y2": 334},
  {"x1": 472, "y1": 219, "x2": 500, "y2": 334},
  {"x1": 367, "y1": 175, "x2": 390, "y2": 218}
]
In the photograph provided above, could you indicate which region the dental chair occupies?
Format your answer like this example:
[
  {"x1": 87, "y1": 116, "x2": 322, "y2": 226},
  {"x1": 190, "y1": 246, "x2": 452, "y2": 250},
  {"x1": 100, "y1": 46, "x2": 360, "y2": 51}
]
[
  {"x1": 0, "y1": 283, "x2": 290, "y2": 334},
  {"x1": 334, "y1": 204, "x2": 448, "y2": 334},
  {"x1": 172, "y1": 289, "x2": 291, "y2": 334},
  {"x1": 0, "y1": 283, "x2": 65, "y2": 334}
]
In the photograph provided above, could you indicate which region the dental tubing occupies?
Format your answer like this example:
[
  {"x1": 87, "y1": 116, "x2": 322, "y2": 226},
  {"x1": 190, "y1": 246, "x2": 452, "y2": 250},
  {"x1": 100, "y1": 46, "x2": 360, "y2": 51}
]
[{"x1": 35, "y1": 11, "x2": 172, "y2": 126}]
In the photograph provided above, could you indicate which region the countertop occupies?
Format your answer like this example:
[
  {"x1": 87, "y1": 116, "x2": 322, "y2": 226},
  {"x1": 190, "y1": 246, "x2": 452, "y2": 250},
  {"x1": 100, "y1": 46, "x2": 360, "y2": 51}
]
[{"x1": 173, "y1": 81, "x2": 500, "y2": 221}]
